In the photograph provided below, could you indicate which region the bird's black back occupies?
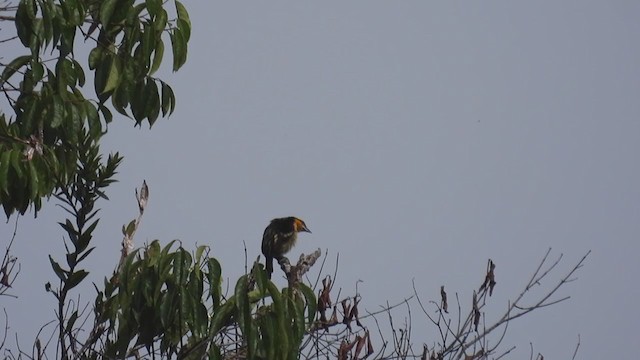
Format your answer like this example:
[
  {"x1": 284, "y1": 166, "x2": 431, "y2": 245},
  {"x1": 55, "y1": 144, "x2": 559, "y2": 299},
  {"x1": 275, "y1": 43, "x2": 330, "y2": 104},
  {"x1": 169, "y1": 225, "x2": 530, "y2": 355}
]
[{"x1": 266, "y1": 217, "x2": 296, "y2": 234}]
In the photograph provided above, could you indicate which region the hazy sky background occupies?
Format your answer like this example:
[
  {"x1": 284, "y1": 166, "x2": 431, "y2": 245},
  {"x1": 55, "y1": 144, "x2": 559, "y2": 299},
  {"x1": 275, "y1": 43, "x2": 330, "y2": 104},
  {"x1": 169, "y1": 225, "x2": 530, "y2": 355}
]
[{"x1": 2, "y1": 1, "x2": 639, "y2": 358}]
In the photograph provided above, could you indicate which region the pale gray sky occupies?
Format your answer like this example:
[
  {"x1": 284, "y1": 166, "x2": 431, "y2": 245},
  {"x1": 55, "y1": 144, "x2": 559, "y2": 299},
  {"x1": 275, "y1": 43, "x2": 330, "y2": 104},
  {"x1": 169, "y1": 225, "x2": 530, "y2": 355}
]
[{"x1": 3, "y1": 1, "x2": 639, "y2": 358}]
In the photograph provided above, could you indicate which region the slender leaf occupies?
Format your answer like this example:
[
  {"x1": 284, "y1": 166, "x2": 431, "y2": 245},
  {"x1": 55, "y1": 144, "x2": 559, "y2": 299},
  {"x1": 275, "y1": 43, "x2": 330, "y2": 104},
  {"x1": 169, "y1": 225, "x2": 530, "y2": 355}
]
[
  {"x1": 0, "y1": 150, "x2": 11, "y2": 194},
  {"x1": 146, "y1": 80, "x2": 160, "y2": 126},
  {"x1": 64, "y1": 270, "x2": 89, "y2": 291},
  {"x1": 28, "y1": 161, "x2": 39, "y2": 199},
  {"x1": 0, "y1": 55, "x2": 31, "y2": 85},
  {"x1": 176, "y1": 1, "x2": 190, "y2": 27},
  {"x1": 50, "y1": 96, "x2": 65, "y2": 128},
  {"x1": 207, "y1": 258, "x2": 222, "y2": 307},
  {"x1": 170, "y1": 28, "x2": 187, "y2": 71},
  {"x1": 149, "y1": 38, "x2": 164, "y2": 75},
  {"x1": 235, "y1": 276, "x2": 253, "y2": 357},
  {"x1": 49, "y1": 255, "x2": 67, "y2": 281},
  {"x1": 299, "y1": 282, "x2": 317, "y2": 324},
  {"x1": 161, "y1": 81, "x2": 175, "y2": 116}
]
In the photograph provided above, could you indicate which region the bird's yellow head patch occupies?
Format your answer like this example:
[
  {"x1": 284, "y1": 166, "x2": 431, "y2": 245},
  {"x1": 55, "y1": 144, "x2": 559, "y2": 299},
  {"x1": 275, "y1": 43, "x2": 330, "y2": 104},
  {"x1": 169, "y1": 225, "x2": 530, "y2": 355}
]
[{"x1": 293, "y1": 218, "x2": 311, "y2": 233}]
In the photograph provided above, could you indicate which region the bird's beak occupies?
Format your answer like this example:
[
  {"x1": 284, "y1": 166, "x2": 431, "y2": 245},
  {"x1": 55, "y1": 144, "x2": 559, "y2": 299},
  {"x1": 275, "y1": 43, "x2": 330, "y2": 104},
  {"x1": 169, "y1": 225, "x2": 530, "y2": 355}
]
[{"x1": 302, "y1": 225, "x2": 311, "y2": 233}]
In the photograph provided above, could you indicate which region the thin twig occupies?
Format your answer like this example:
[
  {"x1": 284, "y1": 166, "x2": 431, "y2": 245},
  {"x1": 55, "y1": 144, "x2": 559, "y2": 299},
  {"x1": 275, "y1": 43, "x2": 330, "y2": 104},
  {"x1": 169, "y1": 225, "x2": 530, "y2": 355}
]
[{"x1": 571, "y1": 334, "x2": 581, "y2": 360}]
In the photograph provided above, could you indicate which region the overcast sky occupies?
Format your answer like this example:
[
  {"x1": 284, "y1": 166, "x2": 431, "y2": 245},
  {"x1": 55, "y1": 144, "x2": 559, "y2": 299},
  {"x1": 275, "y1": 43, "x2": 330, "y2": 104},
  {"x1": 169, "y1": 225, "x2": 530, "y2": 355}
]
[{"x1": 2, "y1": 1, "x2": 639, "y2": 358}]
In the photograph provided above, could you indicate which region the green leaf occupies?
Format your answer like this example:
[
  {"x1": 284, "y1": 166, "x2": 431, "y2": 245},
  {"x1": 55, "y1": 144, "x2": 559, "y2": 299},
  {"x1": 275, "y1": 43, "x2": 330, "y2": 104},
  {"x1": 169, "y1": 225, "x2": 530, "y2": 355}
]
[
  {"x1": 59, "y1": 22, "x2": 76, "y2": 56},
  {"x1": 51, "y1": 6, "x2": 64, "y2": 49},
  {"x1": 21, "y1": 68, "x2": 35, "y2": 94},
  {"x1": 95, "y1": 62, "x2": 108, "y2": 101},
  {"x1": 100, "y1": 0, "x2": 118, "y2": 27},
  {"x1": 176, "y1": 1, "x2": 190, "y2": 27},
  {"x1": 66, "y1": 311, "x2": 78, "y2": 331},
  {"x1": 15, "y1": 1, "x2": 33, "y2": 47},
  {"x1": 160, "y1": 289, "x2": 177, "y2": 328},
  {"x1": 130, "y1": 80, "x2": 147, "y2": 123},
  {"x1": 188, "y1": 264, "x2": 203, "y2": 297},
  {"x1": 99, "y1": 104, "x2": 113, "y2": 124},
  {"x1": 208, "y1": 344, "x2": 222, "y2": 359},
  {"x1": 170, "y1": 28, "x2": 187, "y2": 72},
  {"x1": 160, "y1": 239, "x2": 179, "y2": 260},
  {"x1": 31, "y1": 60, "x2": 44, "y2": 83},
  {"x1": 56, "y1": 58, "x2": 76, "y2": 89},
  {"x1": 0, "y1": 55, "x2": 31, "y2": 86},
  {"x1": 145, "y1": 0, "x2": 161, "y2": 17},
  {"x1": 41, "y1": 1, "x2": 53, "y2": 47},
  {"x1": 206, "y1": 258, "x2": 222, "y2": 308},
  {"x1": 154, "y1": 8, "x2": 168, "y2": 33},
  {"x1": 298, "y1": 283, "x2": 317, "y2": 324},
  {"x1": 235, "y1": 276, "x2": 253, "y2": 357},
  {"x1": 76, "y1": 247, "x2": 96, "y2": 264},
  {"x1": 86, "y1": 101, "x2": 101, "y2": 139},
  {"x1": 49, "y1": 255, "x2": 67, "y2": 281},
  {"x1": 59, "y1": 219, "x2": 77, "y2": 237},
  {"x1": 10, "y1": 150, "x2": 24, "y2": 178},
  {"x1": 178, "y1": 18, "x2": 191, "y2": 43},
  {"x1": 3, "y1": 202, "x2": 14, "y2": 219},
  {"x1": 61, "y1": 0, "x2": 84, "y2": 26},
  {"x1": 73, "y1": 59, "x2": 86, "y2": 86},
  {"x1": 149, "y1": 37, "x2": 164, "y2": 75},
  {"x1": 146, "y1": 240, "x2": 161, "y2": 267},
  {"x1": 0, "y1": 151, "x2": 11, "y2": 194},
  {"x1": 141, "y1": 24, "x2": 155, "y2": 71},
  {"x1": 193, "y1": 302, "x2": 208, "y2": 338},
  {"x1": 123, "y1": 17, "x2": 142, "y2": 55},
  {"x1": 145, "y1": 80, "x2": 160, "y2": 126},
  {"x1": 88, "y1": 47, "x2": 102, "y2": 70},
  {"x1": 51, "y1": 96, "x2": 65, "y2": 128},
  {"x1": 290, "y1": 295, "x2": 306, "y2": 348},
  {"x1": 194, "y1": 245, "x2": 206, "y2": 264},
  {"x1": 160, "y1": 81, "x2": 175, "y2": 116},
  {"x1": 29, "y1": 19, "x2": 44, "y2": 56},
  {"x1": 110, "y1": 0, "x2": 135, "y2": 26},
  {"x1": 176, "y1": 0, "x2": 190, "y2": 42},
  {"x1": 173, "y1": 249, "x2": 187, "y2": 282},
  {"x1": 81, "y1": 219, "x2": 100, "y2": 247},
  {"x1": 112, "y1": 79, "x2": 130, "y2": 116},
  {"x1": 64, "y1": 270, "x2": 89, "y2": 291},
  {"x1": 267, "y1": 281, "x2": 289, "y2": 355},
  {"x1": 125, "y1": 220, "x2": 136, "y2": 236},
  {"x1": 103, "y1": 56, "x2": 122, "y2": 94},
  {"x1": 21, "y1": 97, "x2": 39, "y2": 134},
  {"x1": 28, "y1": 161, "x2": 39, "y2": 200}
]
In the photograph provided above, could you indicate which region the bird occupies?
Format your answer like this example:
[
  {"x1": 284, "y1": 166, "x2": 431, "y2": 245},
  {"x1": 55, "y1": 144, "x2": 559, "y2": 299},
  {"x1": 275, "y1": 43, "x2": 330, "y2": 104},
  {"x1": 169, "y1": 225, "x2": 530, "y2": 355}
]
[{"x1": 261, "y1": 217, "x2": 311, "y2": 279}]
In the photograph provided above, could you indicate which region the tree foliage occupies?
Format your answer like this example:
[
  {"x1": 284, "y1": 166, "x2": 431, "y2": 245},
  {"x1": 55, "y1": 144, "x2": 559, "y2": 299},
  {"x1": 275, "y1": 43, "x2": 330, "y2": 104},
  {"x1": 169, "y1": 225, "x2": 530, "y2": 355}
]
[
  {"x1": 0, "y1": 0, "x2": 189, "y2": 217},
  {"x1": 89, "y1": 240, "x2": 318, "y2": 359}
]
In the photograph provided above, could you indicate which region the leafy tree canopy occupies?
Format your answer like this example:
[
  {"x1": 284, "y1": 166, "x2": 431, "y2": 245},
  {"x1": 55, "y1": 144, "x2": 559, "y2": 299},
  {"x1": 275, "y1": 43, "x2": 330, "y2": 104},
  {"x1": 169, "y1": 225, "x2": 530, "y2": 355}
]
[{"x1": 0, "y1": 0, "x2": 190, "y2": 217}]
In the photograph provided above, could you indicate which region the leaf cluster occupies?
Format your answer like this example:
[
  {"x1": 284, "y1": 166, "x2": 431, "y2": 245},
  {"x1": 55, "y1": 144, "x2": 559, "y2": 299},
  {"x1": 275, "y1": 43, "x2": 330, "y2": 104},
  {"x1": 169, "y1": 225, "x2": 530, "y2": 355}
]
[
  {"x1": 41, "y1": 132, "x2": 122, "y2": 358},
  {"x1": 0, "y1": 0, "x2": 190, "y2": 217},
  {"x1": 87, "y1": 241, "x2": 317, "y2": 360}
]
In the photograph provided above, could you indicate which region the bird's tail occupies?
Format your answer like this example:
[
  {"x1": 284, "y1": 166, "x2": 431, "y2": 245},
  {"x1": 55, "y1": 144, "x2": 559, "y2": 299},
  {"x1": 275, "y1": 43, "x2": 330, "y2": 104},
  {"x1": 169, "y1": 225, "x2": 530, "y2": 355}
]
[{"x1": 266, "y1": 256, "x2": 273, "y2": 279}]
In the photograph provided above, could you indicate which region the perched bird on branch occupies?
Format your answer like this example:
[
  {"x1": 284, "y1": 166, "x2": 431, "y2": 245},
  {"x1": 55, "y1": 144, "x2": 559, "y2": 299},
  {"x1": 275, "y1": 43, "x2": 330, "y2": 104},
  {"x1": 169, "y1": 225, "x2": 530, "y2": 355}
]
[{"x1": 261, "y1": 217, "x2": 311, "y2": 279}]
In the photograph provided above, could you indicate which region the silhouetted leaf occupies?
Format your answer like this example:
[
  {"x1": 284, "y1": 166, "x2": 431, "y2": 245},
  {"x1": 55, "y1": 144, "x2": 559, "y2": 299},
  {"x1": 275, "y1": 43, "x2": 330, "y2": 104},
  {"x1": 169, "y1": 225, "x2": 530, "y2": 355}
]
[
  {"x1": 49, "y1": 256, "x2": 67, "y2": 281},
  {"x1": 64, "y1": 270, "x2": 89, "y2": 291}
]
